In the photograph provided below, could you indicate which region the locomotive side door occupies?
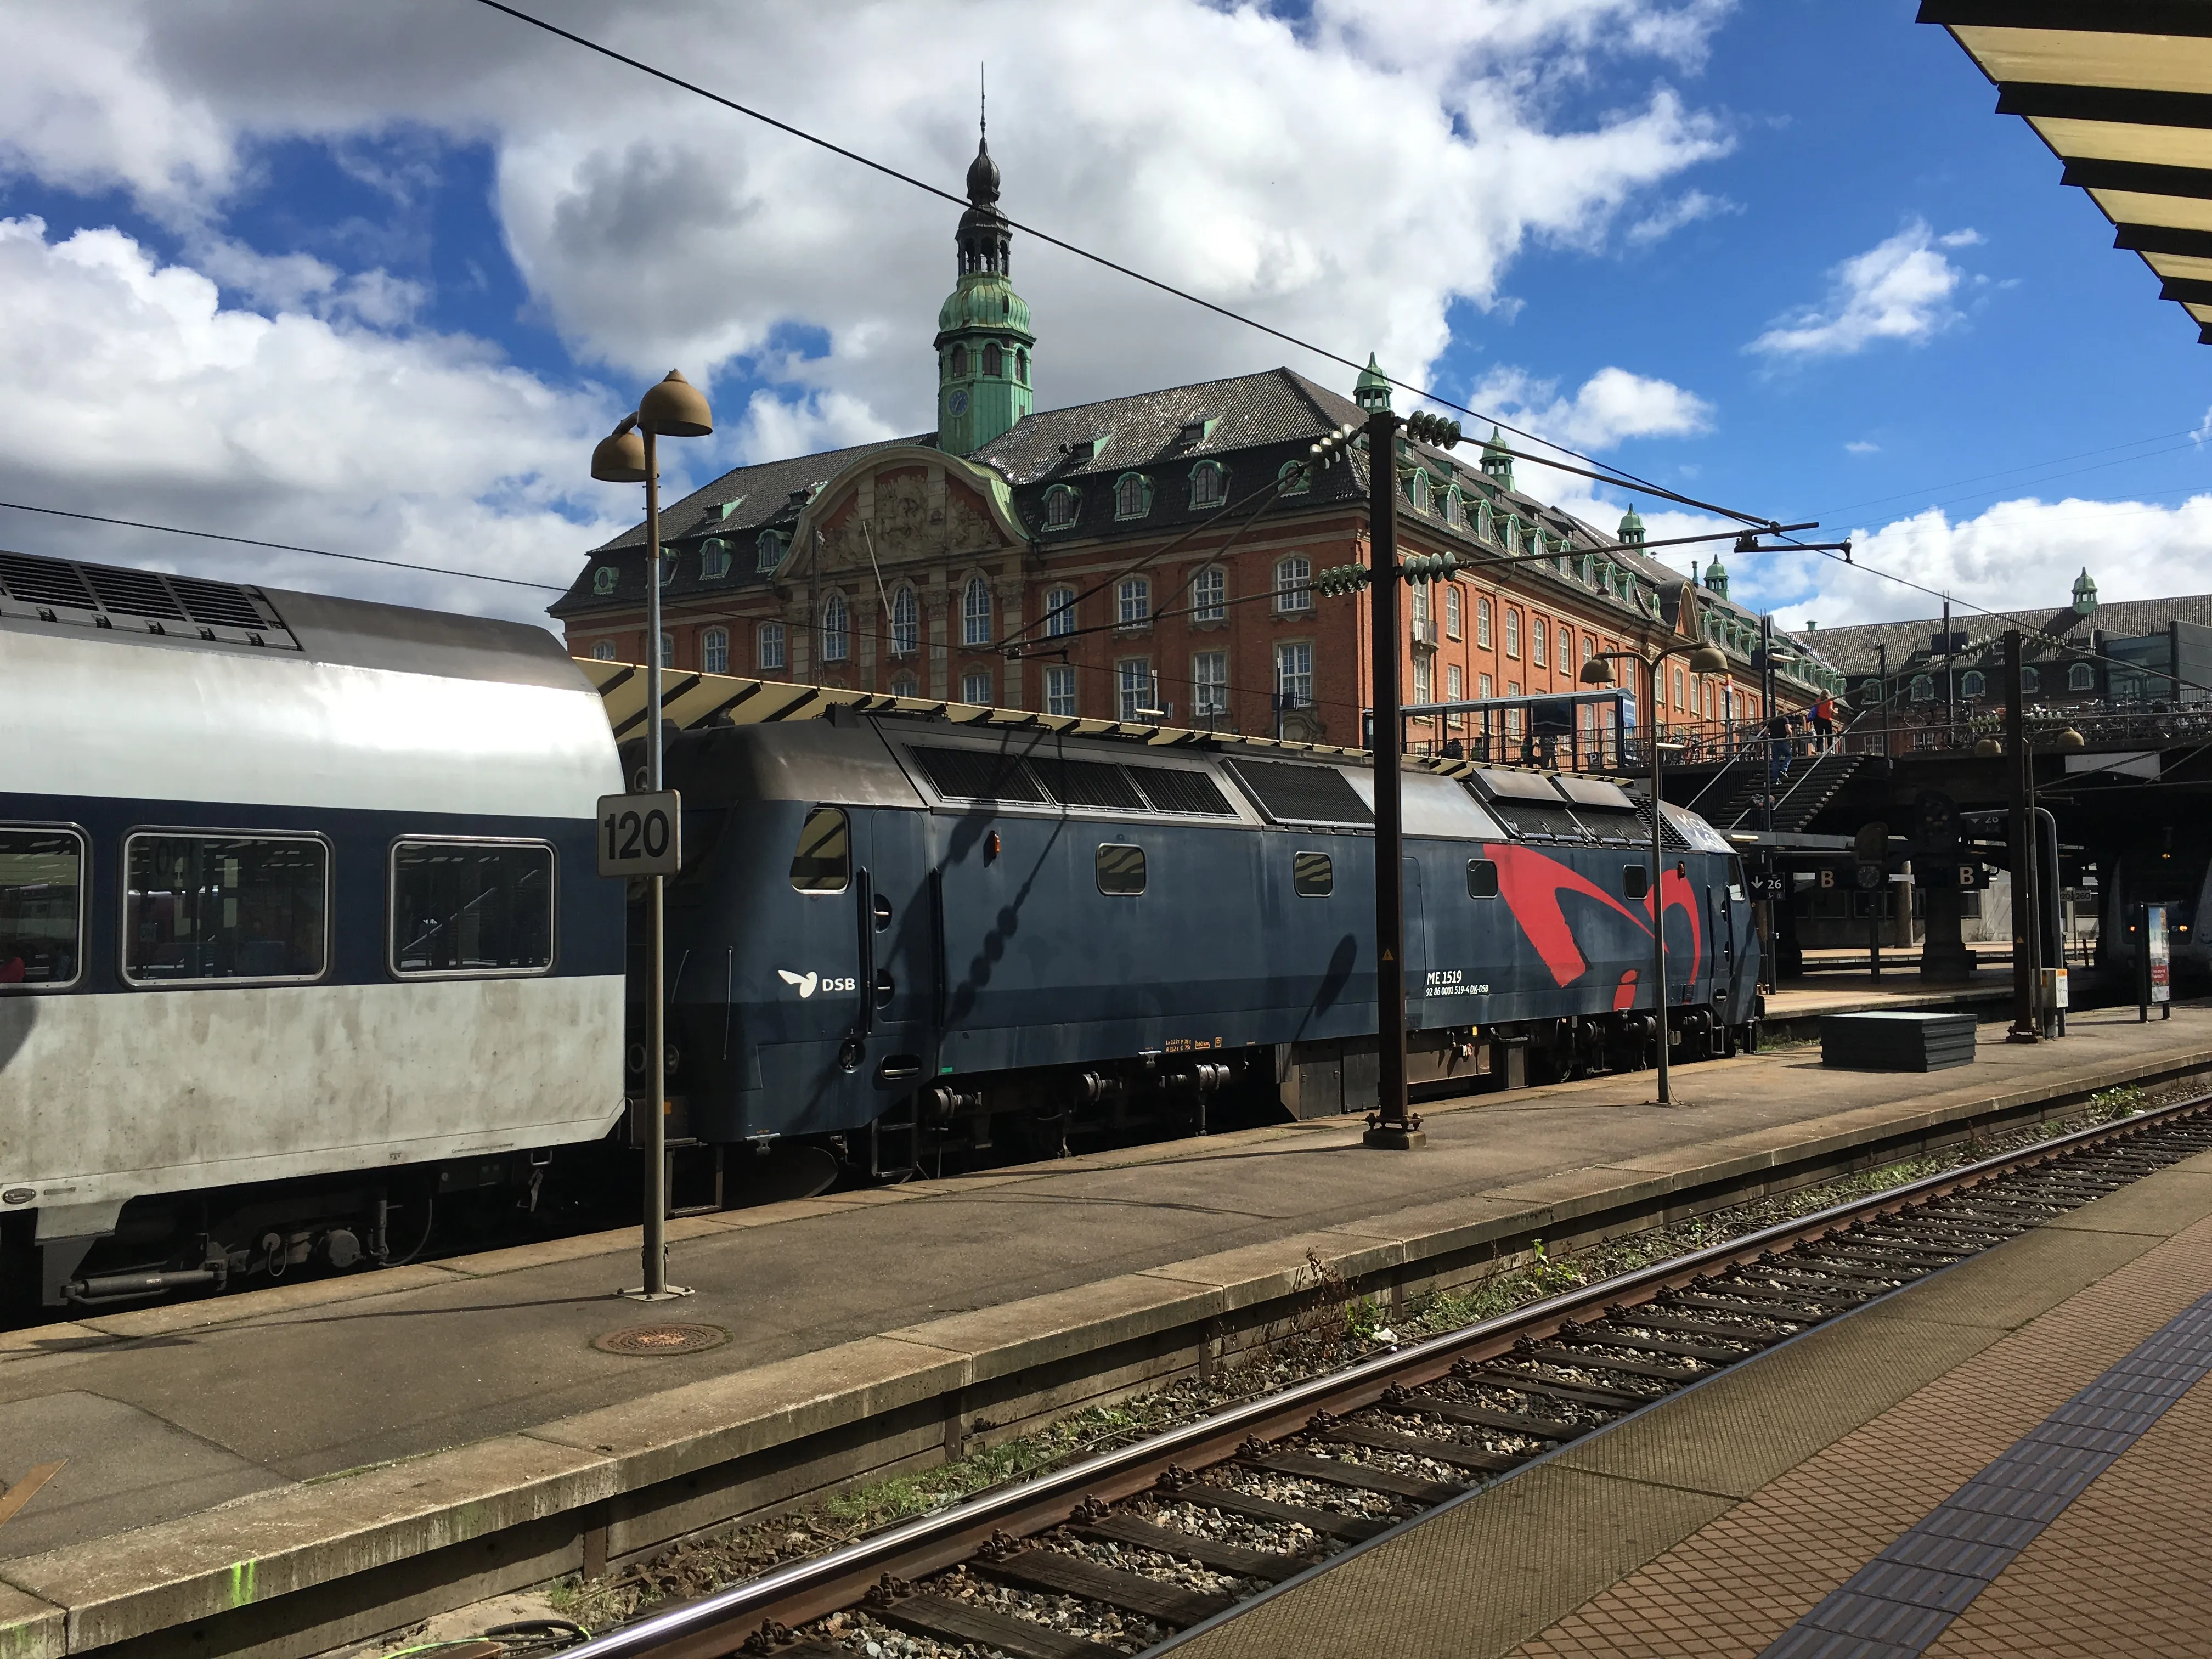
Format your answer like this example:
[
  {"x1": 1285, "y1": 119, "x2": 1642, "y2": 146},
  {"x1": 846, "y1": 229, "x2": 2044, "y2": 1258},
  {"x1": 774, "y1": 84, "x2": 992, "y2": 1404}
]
[{"x1": 854, "y1": 807, "x2": 936, "y2": 1095}]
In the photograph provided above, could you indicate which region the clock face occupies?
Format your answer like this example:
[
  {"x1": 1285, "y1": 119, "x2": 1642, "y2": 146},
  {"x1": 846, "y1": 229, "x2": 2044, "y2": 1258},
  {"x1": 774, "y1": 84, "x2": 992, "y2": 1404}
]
[{"x1": 948, "y1": 390, "x2": 970, "y2": 416}]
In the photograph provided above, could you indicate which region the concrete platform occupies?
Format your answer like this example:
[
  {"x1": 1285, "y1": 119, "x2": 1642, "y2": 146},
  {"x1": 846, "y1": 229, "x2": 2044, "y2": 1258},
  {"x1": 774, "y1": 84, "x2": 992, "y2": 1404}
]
[
  {"x1": 1171, "y1": 1084, "x2": 2212, "y2": 1658},
  {"x1": 2, "y1": 1007, "x2": 2210, "y2": 1659}
]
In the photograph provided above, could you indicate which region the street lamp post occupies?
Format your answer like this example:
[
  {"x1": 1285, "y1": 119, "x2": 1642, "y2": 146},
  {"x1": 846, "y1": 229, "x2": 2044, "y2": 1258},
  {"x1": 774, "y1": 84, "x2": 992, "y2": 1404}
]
[
  {"x1": 592, "y1": 370, "x2": 714, "y2": 1300},
  {"x1": 1582, "y1": 639, "x2": 1728, "y2": 1105}
]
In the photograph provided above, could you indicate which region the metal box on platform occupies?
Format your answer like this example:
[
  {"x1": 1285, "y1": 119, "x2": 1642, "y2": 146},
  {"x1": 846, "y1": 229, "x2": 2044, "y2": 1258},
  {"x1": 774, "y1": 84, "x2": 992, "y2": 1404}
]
[{"x1": 1819, "y1": 1011, "x2": 1978, "y2": 1072}]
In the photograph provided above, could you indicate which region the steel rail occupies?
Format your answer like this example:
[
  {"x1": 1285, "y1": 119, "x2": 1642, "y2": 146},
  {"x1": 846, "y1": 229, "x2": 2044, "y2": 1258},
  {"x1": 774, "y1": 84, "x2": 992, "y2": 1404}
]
[{"x1": 565, "y1": 1090, "x2": 2212, "y2": 1659}]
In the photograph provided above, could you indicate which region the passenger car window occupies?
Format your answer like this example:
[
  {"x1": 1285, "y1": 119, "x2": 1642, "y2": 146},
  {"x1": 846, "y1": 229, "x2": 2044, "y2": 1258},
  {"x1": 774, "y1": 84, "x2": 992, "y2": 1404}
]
[
  {"x1": 1097, "y1": 844, "x2": 1147, "y2": 895},
  {"x1": 391, "y1": 842, "x2": 554, "y2": 976},
  {"x1": 1293, "y1": 851, "x2": 1333, "y2": 897},
  {"x1": 124, "y1": 833, "x2": 327, "y2": 984},
  {"x1": 1466, "y1": 858, "x2": 1499, "y2": 899},
  {"x1": 0, "y1": 827, "x2": 84, "y2": 989},
  {"x1": 790, "y1": 808, "x2": 851, "y2": 893}
]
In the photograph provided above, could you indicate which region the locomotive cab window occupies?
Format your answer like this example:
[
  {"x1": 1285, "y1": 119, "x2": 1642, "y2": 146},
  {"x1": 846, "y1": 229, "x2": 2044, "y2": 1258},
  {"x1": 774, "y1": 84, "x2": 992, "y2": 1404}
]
[
  {"x1": 1293, "y1": 851, "x2": 1333, "y2": 897},
  {"x1": 123, "y1": 833, "x2": 328, "y2": 985},
  {"x1": 1467, "y1": 858, "x2": 1499, "y2": 899},
  {"x1": 390, "y1": 841, "x2": 554, "y2": 977},
  {"x1": 1621, "y1": 864, "x2": 1650, "y2": 900},
  {"x1": 790, "y1": 808, "x2": 851, "y2": 893},
  {"x1": 1097, "y1": 843, "x2": 1147, "y2": 895},
  {"x1": 0, "y1": 827, "x2": 85, "y2": 990}
]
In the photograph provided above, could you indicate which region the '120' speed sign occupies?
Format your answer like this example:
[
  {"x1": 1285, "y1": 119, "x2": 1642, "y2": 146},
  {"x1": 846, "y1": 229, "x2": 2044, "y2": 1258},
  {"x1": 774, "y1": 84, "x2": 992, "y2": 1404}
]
[{"x1": 596, "y1": 791, "x2": 681, "y2": 878}]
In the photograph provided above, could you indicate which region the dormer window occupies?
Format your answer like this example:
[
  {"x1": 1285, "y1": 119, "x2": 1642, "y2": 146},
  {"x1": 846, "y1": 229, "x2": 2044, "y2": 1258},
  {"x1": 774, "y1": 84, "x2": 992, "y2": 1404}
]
[
  {"x1": 1407, "y1": 471, "x2": 1430, "y2": 512},
  {"x1": 1277, "y1": 459, "x2": 1310, "y2": 495},
  {"x1": 1115, "y1": 473, "x2": 1152, "y2": 520},
  {"x1": 757, "y1": 530, "x2": 784, "y2": 572},
  {"x1": 592, "y1": 566, "x2": 618, "y2": 595},
  {"x1": 701, "y1": 538, "x2": 732, "y2": 580},
  {"x1": 1189, "y1": 460, "x2": 1226, "y2": 509},
  {"x1": 1043, "y1": 484, "x2": 1080, "y2": 530}
]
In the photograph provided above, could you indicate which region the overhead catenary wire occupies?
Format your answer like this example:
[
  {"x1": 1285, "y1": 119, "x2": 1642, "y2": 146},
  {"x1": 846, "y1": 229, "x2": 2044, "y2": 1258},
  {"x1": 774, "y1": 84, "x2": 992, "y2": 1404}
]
[
  {"x1": 0, "y1": 499, "x2": 571, "y2": 593},
  {"x1": 466, "y1": 0, "x2": 1786, "y2": 531}
]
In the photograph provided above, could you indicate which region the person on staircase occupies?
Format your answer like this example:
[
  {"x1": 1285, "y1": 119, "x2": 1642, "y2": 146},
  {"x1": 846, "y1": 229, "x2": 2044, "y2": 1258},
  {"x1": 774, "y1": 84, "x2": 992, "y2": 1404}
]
[{"x1": 1810, "y1": 692, "x2": 1838, "y2": 750}]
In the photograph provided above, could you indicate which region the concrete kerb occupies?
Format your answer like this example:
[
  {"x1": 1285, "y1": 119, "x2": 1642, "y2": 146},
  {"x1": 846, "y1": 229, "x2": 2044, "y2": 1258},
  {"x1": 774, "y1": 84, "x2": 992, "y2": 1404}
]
[{"x1": 9, "y1": 1041, "x2": 2212, "y2": 1659}]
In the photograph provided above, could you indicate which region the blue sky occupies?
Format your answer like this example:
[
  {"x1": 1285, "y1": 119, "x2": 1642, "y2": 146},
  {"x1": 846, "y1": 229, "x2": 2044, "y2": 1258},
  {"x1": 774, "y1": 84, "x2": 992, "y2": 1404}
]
[{"x1": 0, "y1": 1, "x2": 2203, "y2": 633}]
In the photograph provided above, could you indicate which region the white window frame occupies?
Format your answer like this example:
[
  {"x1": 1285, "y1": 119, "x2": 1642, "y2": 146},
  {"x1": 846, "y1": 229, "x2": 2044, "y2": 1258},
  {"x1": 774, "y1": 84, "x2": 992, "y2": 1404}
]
[
  {"x1": 701, "y1": 627, "x2": 729, "y2": 675},
  {"x1": 1193, "y1": 650, "x2": 1228, "y2": 715},
  {"x1": 659, "y1": 631, "x2": 675, "y2": 669},
  {"x1": 1274, "y1": 640, "x2": 1313, "y2": 710},
  {"x1": 1505, "y1": 608, "x2": 1520, "y2": 659},
  {"x1": 1444, "y1": 585, "x2": 1462, "y2": 641},
  {"x1": 962, "y1": 668, "x2": 994, "y2": 706},
  {"x1": 758, "y1": 621, "x2": 786, "y2": 672},
  {"x1": 1531, "y1": 618, "x2": 1547, "y2": 667},
  {"x1": 1118, "y1": 658, "x2": 1153, "y2": 720},
  {"x1": 1476, "y1": 597, "x2": 1492, "y2": 648},
  {"x1": 120, "y1": 828, "x2": 332, "y2": 989},
  {"x1": 1045, "y1": 664, "x2": 1077, "y2": 716},
  {"x1": 1275, "y1": 556, "x2": 1312, "y2": 614},
  {"x1": 590, "y1": 640, "x2": 617, "y2": 661},
  {"x1": 890, "y1": 585, "x2": 919, "y2": 656},
  {"x1": 387, "y1": 836, "x2": 558, "y2": 982},
  {"x1": 962, "y1": 577, "x2": 994, "y2": 647},
  {"x1": 1118, "y1": 575, "x2": 1150, "y2": 626},
  {"x1": 820, "y1": 594, "x2": 850, "y2": 663},
  {"x1": 1045, "y1": 587, "x2": 1077, "y2": 638},
  {"x1": 1192, "y1": 566, "x2": 1226, "y2": 623}
]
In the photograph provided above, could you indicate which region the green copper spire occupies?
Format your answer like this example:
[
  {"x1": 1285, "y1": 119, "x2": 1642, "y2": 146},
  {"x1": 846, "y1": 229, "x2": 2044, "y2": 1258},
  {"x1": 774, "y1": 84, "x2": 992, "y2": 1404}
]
[
  {"x1": 1617, "y1": 503, "x2": 1645, "y2": 546},
  {"x1": 2072, "y1": 566, "x2": 2098, "y2": 617},
  {"x1": 1353, "y1": 352, "x2": 1392, "y2": 413},
  {"x1": 935, "y1": 114, "x2": 1034, "y2": 455},
  {"x1": 1480, "y1": 424, "x2": 1513, "y2": 491}
]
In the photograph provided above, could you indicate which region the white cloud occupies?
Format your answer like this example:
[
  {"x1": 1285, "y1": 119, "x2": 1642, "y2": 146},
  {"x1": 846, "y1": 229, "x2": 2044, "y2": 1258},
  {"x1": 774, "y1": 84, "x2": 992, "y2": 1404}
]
[
  {"x1": 1749, "y1": 217, "x2": 1977, "y2": 359},
  {"x1": 1844, "y1": 439, "x2": 1878, "y2": 454},
  {"x1": 1763, "y1": 495, "x2": 2212, "y2": 629},
  {"x1": 0, "y1": 215, "x2": 622, "y2": 622},
  {"x1": 1627, "y1": 188, "x2": 1740, "y2": 244},
  {"x1": 1464, "y1": 364, "x2": 1714, "y2": 509}
]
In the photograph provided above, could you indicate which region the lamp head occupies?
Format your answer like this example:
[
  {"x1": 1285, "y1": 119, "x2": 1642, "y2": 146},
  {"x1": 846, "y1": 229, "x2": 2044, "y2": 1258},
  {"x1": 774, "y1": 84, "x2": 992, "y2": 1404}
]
[
  {"x1": 1578, "y1": 656, "x2": 1616, "y2": 686},
  {"x1": 2055, "y1": 726, "x2": 2087, "y2": 751},
  {"x1": 637, "y1": 369, "x2": 713, "y2": 437},
  {"x1": 1688, "y1": 645, "x2": 1728, "y2": 675},
  {"x1": 589, "y1": 416, "x2": 648, "y2": 483}
]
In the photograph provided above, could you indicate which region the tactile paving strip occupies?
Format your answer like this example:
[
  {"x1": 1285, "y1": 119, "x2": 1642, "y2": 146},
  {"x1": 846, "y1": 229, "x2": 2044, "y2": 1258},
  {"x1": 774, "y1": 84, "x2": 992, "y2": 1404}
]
[{"x1": 1757, "y1": 1288, "x2": 2212, "y2": 1658}]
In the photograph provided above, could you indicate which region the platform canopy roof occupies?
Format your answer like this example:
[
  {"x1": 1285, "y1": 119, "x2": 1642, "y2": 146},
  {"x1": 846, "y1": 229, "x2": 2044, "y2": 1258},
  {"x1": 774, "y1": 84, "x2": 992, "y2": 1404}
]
[{"x1": 1922, "y1": 3, "x2": 2212, "y2": 343}]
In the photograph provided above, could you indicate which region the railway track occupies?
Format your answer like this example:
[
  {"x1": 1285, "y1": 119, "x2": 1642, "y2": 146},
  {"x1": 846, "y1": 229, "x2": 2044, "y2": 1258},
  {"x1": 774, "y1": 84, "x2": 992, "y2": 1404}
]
[{"x1": 554, "y1": 1094, "x2": 2212, "y2": 1659}]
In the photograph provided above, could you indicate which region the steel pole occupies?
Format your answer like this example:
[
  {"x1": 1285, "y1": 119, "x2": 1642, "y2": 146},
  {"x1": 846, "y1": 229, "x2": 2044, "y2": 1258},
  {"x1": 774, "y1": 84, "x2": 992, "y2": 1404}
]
[
  {"x1": 640, "y1": 428, "x2": 673, "y2": 1294},
  {"x1": 1650, "y1": 651, "x2": 1672, "y2": 1105},
  {"x1": 1362, "y1": 407, "x2": 1421, "y2": 1150},
  {"x1": 2004, "y1": 629, "x2": 2039, "y2": 1045}
]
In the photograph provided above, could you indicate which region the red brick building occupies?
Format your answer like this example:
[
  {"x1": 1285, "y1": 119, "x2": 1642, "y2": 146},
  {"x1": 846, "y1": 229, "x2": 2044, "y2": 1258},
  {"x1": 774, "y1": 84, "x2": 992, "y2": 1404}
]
[{"x1": 552, "y1": 136, "x2": 1827, "y2": 747}]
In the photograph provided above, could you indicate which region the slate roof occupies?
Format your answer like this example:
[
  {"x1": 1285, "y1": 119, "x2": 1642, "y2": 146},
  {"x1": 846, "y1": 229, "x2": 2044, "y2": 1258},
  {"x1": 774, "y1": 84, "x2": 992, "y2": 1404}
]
[
  {"x1": 554, "y1": 366, "x2": 1836, "y2": 695},
  {"x1": 1787, "y1": 593, "x2": 2212, "y2": 676}
]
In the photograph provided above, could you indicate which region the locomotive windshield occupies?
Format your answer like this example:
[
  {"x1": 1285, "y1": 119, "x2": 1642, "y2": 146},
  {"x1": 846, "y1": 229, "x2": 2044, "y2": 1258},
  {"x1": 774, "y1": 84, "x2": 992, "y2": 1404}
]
[{"x1": 790, "y1": 808, "x2": 851, "y2": 893}]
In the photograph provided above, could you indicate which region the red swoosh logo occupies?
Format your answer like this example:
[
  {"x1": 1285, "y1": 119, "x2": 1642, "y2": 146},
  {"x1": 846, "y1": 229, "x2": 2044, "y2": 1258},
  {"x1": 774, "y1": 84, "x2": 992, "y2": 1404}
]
[{"x1": 1488, "y1": 842, "x2": 1705, "y2": 991}]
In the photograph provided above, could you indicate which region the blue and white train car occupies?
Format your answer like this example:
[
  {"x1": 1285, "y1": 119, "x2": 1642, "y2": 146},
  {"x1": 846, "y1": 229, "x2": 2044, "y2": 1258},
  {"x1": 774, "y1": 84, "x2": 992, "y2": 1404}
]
[{"x1": 0, "y1": 549, "x2": 625, "y2": 1307}]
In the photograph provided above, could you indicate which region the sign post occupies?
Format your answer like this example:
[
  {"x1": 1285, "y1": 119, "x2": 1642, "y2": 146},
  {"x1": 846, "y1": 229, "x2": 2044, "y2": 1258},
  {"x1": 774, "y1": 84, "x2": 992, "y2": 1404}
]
[
  {"x1": 2145, "y1": 903, "x2": 2171, "y2": 1022},
  {"x1": 599, "y1": 787, "x2": 685, "y2": 1299}
]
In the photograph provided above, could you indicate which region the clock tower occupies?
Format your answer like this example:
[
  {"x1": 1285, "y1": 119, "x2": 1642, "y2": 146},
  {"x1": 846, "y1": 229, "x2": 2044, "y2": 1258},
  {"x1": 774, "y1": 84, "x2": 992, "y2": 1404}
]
[{"x1": 935, "y1": 121, "x2": 1035, "y2": 455}]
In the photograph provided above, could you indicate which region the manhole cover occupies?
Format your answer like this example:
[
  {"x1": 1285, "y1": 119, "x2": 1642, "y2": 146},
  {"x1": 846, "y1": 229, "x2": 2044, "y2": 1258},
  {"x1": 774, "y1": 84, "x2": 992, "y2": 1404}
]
[{"x1": 594, "y1": 1323, "x2": 729, "y2": 1357}]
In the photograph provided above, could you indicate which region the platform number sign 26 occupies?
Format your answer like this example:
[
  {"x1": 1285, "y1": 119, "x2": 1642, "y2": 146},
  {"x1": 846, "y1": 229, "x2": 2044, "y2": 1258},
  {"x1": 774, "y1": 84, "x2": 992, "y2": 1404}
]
[{"x1": 596, "y1": 791, "x2": 681, "y2": 878}]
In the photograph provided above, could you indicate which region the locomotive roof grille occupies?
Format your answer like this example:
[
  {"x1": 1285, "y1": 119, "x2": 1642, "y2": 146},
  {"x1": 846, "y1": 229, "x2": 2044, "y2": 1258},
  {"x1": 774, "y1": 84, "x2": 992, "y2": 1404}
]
[
  {"x1": 1637, "y1": 803, "x2": 1692, "y2": 853},
  {"x1": 1126, "y1": 765, "x2": 1235, "y2": 817},
  {"x1": 1028, "y1": 755, "x2": 1146, "y2": 812},
  {"x1": 0, "y1": 548, "x2": 297, "y2": 650},
  {"x1": 909, "y1": 746, "x2": 1047, "y2": 803},
  {"x1": 1224, "y1": 758, "x2": 1374, "y2": 827}
]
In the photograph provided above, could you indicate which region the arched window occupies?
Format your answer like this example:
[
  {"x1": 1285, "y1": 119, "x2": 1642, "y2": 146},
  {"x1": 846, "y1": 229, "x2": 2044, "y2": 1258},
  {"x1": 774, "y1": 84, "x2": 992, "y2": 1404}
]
[
  {"x1": 2022, "y1": 666, "x2": 2041, "y2": 694},
  {"x1": 1559, "y1": 626, "x2": 1571, "y2": 666},
  {"x1": 590, "y1": 640, "x2": 617, "y2": 661},
  {"x1": 1445, "y1": 585, "x2": 1463, "y2": 640},
  {"x1": 1015, "y1": 348, "x2": 1028, "y2": 384},
  {"x1": 701, "y1": 539, "x2": 732, "y2": 580},
  {"x1": 757, "y1": 531, "x2": 784, "y2": 572},
  {"x1": 758, "y1": 621, "x2": 786, "y2": 672},
  {"x1": 1531, "y1": 617, "x2": 1546, "y2": 666},
  {"x1": 984, "y1": 342, "x2": 1003, "y2": 377},
  {"x1": 592, "y1": 566, "x2": 618, "y2": 595},
  {"x1": 659, "y1": 631, "x2": 675, "y2": 669},
  {"x1": 658, "y1": 555, "x2": 676, "y2": 586},
  {"x1": 890, "y1": 586, "x2": 918, "y2": 656},
  {"x1": 821, "y1": 593, "x2": 850, "y2": 662},
  {"x1": 1045, "y1": 586, "x2": 1077, "y2": 637},
  {"x1": 962, "y1": 669, "x2": 993, "y2": 705},
  {"x1": 1118, "y1": 575, "x2": 1150, "y2": 625},
  {"x1": 1193, "y1": 566, "x2": 1226, "y2": 623},
  {"x1": 702, "y1": 627, "x2": 729, "y2": 675},
  {"x1": 1440, "y1": 488, "x2": 1459, "y2": 526},
  {"x1": 2069, "y1": 661, "x2": 2096, "y2": 692},
  {"x1": 890, "y1": 673, "x2": 919, "y2": 699},
  {"x1": 1043, "y1": 484, "x2": 1079, "y2": 529},
  {"x1": 1276, "y1": 556, "x2": 1312, "y2": 614},
  {"x1": 1114, "y1": 473, "x2": 1151, "y2": 519},
  {"x1": 1505, "y1": 609, "x2": 1521, "y2": 659},
  {"x1": 1476, "y1": 596, "x2": 1493, "y2": 648},
  {"x1": 1910, "y1": 674, "x2": 1933, "y2": 702},
  {"x1": 1960, "y1": 669, "x2": 1985, "y2": 699},
  {"x1": 951, "y1": 344, "x2": 969, "y2": 379},
  {"x1": 1189, "y1": 461, "x2": 1226, "y2": 509},
  {"x1": 1407, "y1": 471, "x2": 1429, "y2": 512},
  {"x1": 1503, "y1": 516, "x2": 1520, "y2": 555},
  {"x1": 1277, "y1": 459, "x2": 1310, "y2": 495},
  {"x1": 962, "y1": 577, "x2": 993, "y2": 647},
  {"x1": 1476, "y1": 499, "x2": 1493, "y2": 542}
]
